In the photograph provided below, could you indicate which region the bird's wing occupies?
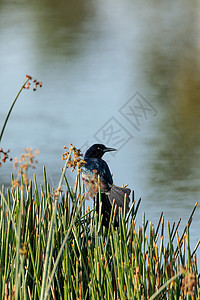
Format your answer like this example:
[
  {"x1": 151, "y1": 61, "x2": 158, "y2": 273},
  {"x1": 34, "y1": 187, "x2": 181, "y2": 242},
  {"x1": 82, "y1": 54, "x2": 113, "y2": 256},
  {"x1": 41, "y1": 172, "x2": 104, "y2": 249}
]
[{"x1": 107, "y1": 185, "x2": 131, "y2": 208}]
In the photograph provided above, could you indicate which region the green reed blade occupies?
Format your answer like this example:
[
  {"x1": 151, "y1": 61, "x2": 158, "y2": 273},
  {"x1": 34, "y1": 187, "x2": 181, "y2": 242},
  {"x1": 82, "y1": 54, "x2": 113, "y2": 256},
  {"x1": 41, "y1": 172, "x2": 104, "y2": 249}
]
[
  {"x1": 29, "y1": 243, "x2": 41, "y2": 298},
  {"x1": 154, "y1": 212, "x2": 163, "y2": 243},
  {"x1": 132, "y1": 197, "x2": 141, "y2": 220},
  {"x1": 149, "y1": 272, "x2": 182, "y2": 300},
  {"x1": 43, "y1": 200, "x2": 83, "y2": 300},
  {"x1": 0, "y1": 77, "x2": 29, "y2": 144},
  {"x1": 175, "y1": 202, "x2": 198, "y2": 257},
  {"x1": 191, "y1": 239, "x2": 200, "y2": 257}
]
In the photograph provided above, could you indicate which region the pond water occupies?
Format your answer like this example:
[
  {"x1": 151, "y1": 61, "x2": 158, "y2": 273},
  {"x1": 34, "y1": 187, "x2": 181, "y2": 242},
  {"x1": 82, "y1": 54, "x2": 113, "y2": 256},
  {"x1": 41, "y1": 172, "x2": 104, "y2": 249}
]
[{"x1": 0, "y1": 0, "x2": 200, "y2": 260}]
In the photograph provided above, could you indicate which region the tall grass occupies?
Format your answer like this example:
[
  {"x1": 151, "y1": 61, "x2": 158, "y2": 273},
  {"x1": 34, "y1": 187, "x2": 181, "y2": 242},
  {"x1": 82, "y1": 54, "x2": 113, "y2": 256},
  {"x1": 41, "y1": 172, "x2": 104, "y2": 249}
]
[{"x1": 0, "y1": 158, "x2": 199, "y2": 299}]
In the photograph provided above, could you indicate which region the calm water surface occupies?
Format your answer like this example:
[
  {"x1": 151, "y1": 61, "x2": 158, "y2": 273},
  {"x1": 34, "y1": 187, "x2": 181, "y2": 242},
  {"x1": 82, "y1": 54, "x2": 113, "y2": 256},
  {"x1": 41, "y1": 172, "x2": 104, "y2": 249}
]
[{"x1": 0, "y1": 0, "x2": 200, "y2": 259}]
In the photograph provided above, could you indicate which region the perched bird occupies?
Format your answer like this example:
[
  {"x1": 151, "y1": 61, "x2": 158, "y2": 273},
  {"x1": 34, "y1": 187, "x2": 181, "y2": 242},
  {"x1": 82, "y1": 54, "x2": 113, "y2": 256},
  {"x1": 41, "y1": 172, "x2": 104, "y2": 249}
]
[{"x1": 82, "y1": 144, "x2": 131, "y2": 227}]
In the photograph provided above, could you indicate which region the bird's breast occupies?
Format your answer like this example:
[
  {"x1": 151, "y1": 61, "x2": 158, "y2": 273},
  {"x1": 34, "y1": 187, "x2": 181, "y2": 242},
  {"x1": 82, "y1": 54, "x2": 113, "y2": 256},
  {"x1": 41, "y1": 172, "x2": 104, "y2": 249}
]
[{"x1": 82, "y1": 162, "x2": 111, "y2": 198}]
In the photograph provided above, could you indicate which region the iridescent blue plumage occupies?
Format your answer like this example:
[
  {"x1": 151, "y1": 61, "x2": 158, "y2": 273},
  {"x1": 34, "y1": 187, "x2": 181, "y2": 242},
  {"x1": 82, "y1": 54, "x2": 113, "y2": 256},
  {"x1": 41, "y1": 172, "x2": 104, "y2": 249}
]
[{"x1": 82, "y1": 158, "x2": 113, "y2": 187}]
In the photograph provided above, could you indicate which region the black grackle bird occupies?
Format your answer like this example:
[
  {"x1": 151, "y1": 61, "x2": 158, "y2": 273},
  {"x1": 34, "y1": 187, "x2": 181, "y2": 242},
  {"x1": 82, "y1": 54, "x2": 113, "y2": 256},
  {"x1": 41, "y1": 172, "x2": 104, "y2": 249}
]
[{"x1": 82, "y1": 144, "x2": 131, "y2": 227}]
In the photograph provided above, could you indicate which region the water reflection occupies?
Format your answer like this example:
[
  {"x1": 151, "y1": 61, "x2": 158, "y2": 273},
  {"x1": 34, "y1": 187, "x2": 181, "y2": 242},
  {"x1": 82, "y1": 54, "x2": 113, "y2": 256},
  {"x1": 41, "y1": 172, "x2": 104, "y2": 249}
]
[
  {"x1": 154, "y1": 59, "x2": 200, "y2": 185},
  {"x1": 32, "y1": 0, "x2": 94, "y2": 58},
  {"x1": 137, "y1": 3, "x2": 200, "y2": 195}
]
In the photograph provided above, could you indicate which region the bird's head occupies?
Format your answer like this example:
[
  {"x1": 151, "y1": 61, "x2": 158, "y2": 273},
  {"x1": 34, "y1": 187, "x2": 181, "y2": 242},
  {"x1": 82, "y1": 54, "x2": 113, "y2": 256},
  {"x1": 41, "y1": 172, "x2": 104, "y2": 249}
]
[{"x1": 84, "y1": 144, "x2": 116, "y2": 159}]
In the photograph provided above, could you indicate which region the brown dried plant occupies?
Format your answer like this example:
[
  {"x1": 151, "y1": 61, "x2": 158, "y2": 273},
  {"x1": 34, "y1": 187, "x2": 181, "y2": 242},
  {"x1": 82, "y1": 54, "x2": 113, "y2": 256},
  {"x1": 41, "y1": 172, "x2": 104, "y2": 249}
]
[
  {"x1": 12, "y1": 148, "x2": 39, "y2": 187},
  {"x1": 62, "y1": 143, "x2": 86, "y2": 173},
  {"x1": 0, "y1": 148, "x2": 12, "y2": 167},
  {"x1": 24, "y1": 75, "x2": 42, "y2": 91},
  {"x1": 180, "y1": 260, "x2": 198, "y2": 299}
]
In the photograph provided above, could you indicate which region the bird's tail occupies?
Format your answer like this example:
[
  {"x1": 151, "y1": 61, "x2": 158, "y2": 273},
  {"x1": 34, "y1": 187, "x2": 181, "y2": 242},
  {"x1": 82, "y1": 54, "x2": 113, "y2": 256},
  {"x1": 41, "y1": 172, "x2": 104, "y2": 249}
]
[
  {"x1": 108, "y1": 185, "x2": 131, "y2": 226},
  {"x1": 107, "y1": 185, "x2": 131, "y2": 212},
  {"x1": 95, "y1": 185, "x2": 131, "y2": 227}
]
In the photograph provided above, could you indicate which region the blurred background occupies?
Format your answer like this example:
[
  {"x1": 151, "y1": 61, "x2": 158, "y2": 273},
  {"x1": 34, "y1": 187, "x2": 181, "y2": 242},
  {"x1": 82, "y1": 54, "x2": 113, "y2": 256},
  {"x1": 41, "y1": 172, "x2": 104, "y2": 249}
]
[{"x1": 0, "y1": 0, "x2": 200, "y2": 257}]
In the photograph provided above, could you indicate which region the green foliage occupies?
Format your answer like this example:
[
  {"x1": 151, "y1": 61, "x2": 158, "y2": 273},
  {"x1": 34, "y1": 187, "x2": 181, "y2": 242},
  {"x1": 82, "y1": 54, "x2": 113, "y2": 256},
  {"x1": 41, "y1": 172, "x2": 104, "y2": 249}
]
[{"x1": 0, "y1": 160, "x2": 199, "y2": 299}]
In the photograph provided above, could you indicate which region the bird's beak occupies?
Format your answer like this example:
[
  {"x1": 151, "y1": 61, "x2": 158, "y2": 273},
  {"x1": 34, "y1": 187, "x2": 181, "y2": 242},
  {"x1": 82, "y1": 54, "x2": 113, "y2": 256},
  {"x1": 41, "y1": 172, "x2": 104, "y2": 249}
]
[{"x1": 103, "y1": 147, "x2": 117, "y2": 153}]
